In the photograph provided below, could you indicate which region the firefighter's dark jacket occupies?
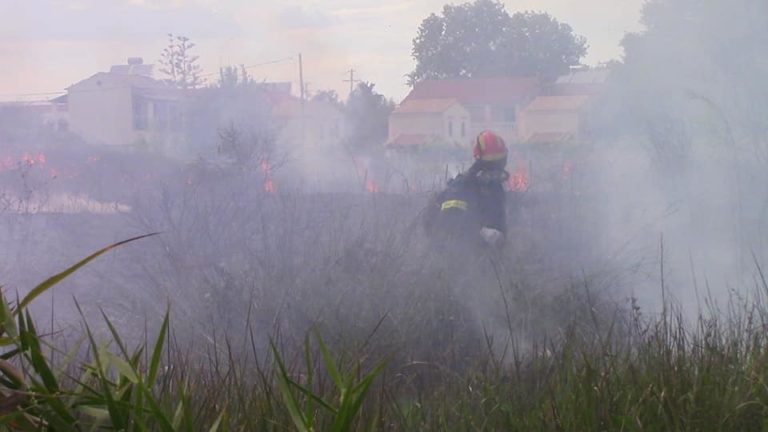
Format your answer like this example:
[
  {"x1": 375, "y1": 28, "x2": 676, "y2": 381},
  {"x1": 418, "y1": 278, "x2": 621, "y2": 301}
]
[{"x1": 424, "y1": 162, "x2": 509, "y2": 243}]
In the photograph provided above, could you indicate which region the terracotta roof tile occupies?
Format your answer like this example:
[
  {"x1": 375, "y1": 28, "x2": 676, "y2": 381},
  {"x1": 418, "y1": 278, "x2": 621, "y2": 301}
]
[
  {"x1": 404, "y1": 77, "x2": 538, "y2": 106},
  {"x1": 392, "y1": 98, "x2": 460, "y2": 114},
  {"x1": 524, "y1": 95, "x2": 590, "y2": 112},
  {"x1": 386, "y1": 133, "x2": 438, "y2": 147}
]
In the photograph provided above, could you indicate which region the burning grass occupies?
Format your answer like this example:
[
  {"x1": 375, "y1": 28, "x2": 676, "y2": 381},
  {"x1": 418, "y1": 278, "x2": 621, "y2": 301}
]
[
  {"x1": 4, "y1": 159, "x2": 768, "y2": 429},
  {"x1": 4, "y1": 230, "x2": 768, "y2": 430}
]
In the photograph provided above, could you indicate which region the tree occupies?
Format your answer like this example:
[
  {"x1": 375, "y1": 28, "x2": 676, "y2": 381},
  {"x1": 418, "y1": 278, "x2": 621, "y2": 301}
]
[
  {"x1": 592, "y1": 0, "x2": 768, "y2": 274},
  {"x1": 409, "y1": 0, "x2": 587, "y2": 84},
  {"x1": 159, "y1": 34, "x2": 203, "y2": 90},
  {"x1": 601, "y1": 0, "x2": 768, "y2": 163},
  {"x1": 311, "y1": 90, "x2": 344, "y2": 112},
  {"x1": 218, "y1": 65, "x2": 254, "y2": 90},
  {"x1": 184, "y1": 81, "x2": 274, "y2": 161},
  {"x1": 344, "y1": 82, "x2": 394, "y2": 150}
]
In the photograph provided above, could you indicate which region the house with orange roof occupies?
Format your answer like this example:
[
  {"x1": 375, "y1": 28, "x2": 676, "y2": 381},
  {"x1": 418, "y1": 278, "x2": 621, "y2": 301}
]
[
  {"x1": 387, "y1": 77, "x2": 539, "y2": 149},
  {"x1": 387, "y1": 98, "x2": 471, "y2": 149},
  {"x1": 518, "y1": 68, "x2": 609, "y2": 144}
]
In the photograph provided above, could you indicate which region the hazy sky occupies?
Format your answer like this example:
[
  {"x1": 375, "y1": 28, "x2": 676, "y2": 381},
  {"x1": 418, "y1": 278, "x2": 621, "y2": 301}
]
[{"x1": 0, "y1": 0, "x2": 644, "y2": 102}]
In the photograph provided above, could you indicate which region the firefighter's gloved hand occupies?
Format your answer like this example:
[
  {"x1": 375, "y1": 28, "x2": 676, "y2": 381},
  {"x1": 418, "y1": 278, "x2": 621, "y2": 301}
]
[{"x1": 480, "y1": 227, "x2": 504, "y2": 248}]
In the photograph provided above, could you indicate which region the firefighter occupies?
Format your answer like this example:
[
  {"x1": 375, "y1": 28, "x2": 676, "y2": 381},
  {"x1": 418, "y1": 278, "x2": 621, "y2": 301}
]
[{"x1": 424, "y1": 130, "x2": 510, "y2": 250}]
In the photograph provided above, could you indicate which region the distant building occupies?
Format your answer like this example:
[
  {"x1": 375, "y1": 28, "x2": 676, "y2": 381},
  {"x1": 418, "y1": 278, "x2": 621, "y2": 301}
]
[
  {"x1": 387, "y1": 98, "x2": 471, "y2": 149},
  {"x1": 517, "y1": 95, "x2": 592, "y2": 144},
  {"x1": 66, "y1": 58, "x2": 184, "y2": 152},
  {"x1": 387, "y1": 77, "x2": 539, "y2": 149},
  {"x1": 63, "y1": 57, "x2": 346, "y2": 161},
  {"x1": 518, "y1": 68, "x2": 610, "y2": 144},
  {"x1": 270, "y1": 91, "x2": 346, "y2": 149},
  {"x1": 388, "y1": 70, "x2": 610, "y2": 149},
  {"x1": 46, "y1": 95, "x2": 70, "y2": 132},
  {"x1": 0, "y1": 95, "x2": 69, "y2": 133}
]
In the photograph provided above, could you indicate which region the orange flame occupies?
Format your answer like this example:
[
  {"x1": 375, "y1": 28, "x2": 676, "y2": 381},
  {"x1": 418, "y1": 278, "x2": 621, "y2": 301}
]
[
  {"x1": 561, "y1": 161, "x2": 573, "y2": 181},
  {"x1": 508, "y1": 161, "x2": 530, "y2": 192},
  {"x1": 260, "y1": 159, "x2": 277, "y2": 194},
  {"x1": 21, "y1": 152, "x2": 46, "y2": 166},
  {"x1": 265, "y1": 179, "x2": 277, "y2": 194},
  {"x1": 0, "y1": 152, "x2": 48, "y2": 171},
  {"x1": 366, "y1": 180, "x2": 379, "y2": 193}
]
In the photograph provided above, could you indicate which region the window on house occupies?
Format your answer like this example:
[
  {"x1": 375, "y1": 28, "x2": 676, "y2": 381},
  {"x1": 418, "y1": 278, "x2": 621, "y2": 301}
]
[
  {"x1": 448, "y1": 118, "x2": 454, "y2": 137},
  {"x1": 461, "y1": 119, "x2": 466, "y2": 137},
  {"x1": 132, "y1": 96, "x2": 148, "y2": 130}
]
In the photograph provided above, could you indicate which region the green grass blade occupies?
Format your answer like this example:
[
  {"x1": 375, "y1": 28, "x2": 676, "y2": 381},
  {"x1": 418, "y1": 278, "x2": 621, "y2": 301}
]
[
  {"x1": 172, "y1": 398, "x2": 185, "y2": 430},
  {"x1": 0, "y1": 293, "x2": 17, "y2": 339},
  {"x1": 271, "y1": 340, "x2": 311, "y2": 432},
  {"x1": 208, "y1": 410, "x2": 225, "y2": 432},
  {"x1": 148, "y1": 306, "x2": 170, "y2": 384},
  {"x1": 315, "y1": 331, "x2": 344, "y2": 391},
  {"x1": 0, "y1": 359, "x2": 25, "y2": 389},
  {"x1": 333, "y1": 359, "x2": 386, "y2": 432},
  {"x1": 100, "y1": 309, "x2": 132, "y2": 361},
  {"x1": 18, "y1": 233, "x2": 159, "y2": 311},
  {"x1": 75, "y1": 300, "x2": 128, "y2": 429},
  {"x1": 284, "y1": 376, "x2": 338, "y2": 414},
  {"x1": 138, "y1": 382, "x2": 176, "y2": 432},
  {"x1": 21, "y1": 311, "x2": 60, "y2": 394},
  {"x1": 106, "y1": 351, "x2": 139, "y2": 384}
]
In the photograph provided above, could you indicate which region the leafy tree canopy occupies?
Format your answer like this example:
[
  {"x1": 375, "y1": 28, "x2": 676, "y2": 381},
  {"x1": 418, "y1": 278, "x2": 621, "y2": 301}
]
[
  {"x1": 409, "y1": 0, "x2": 587, "y2": 84},
  {"x1": 344, "y1": 82, "x2": 394, "y2": 150},
  {"x1": 600, "y1": 0, "x2": 768, "y2": 163}
]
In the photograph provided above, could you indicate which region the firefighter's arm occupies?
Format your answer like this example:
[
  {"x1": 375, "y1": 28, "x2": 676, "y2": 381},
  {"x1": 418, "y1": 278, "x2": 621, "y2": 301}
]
[
  {"x1": 479, "y1": 188, "x2": 507, "y2": 247},
  {"x1": 480, "y1": 188, "x2": 507, "y2": 233}
]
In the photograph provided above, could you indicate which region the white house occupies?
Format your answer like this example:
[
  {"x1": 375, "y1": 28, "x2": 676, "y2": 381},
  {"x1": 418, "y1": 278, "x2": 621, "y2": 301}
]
[
  {"x1": 386, "y1": 77, "x2": 540, "y2": 150},
  {"x1": 66, "y1": 58, "x2": 184, "y2": 153},
  {"x1": 387, "y1": 98, "x2": 471, "y2": 149}
]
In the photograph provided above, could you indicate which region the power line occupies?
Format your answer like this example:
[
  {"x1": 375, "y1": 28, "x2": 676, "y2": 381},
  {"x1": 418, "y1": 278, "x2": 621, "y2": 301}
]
[
  {"x1": 243, "y1": 56, "x2": 295, "y2": 70},
  {"x1": 201, "y1": 56, "x2": 295, "y2": 77}
]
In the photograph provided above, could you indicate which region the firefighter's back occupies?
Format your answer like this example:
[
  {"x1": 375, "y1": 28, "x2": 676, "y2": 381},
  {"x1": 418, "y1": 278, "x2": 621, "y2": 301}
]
[{"x1": 424, "y1": 173, "x2": 484, "y2": 250}]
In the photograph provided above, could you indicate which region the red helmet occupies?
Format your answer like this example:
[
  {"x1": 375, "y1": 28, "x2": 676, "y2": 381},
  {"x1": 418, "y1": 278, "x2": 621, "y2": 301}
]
[{"x1": 472, "y1": 130, "x2": 508, "y2": 163}]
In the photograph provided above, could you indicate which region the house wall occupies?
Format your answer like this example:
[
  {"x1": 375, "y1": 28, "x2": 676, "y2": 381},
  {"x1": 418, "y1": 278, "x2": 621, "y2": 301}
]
[
  {"x1": 443, "y1": 104, "x2": 472, "y2": 145},
  {"x1": 519, "y1": 110, "x2": 581, "y2": 141},
  {"x1": 41, "y1": 104, "x2": 69, "y2": 132},
  {"x1": 277, "y1": 105, "x2": 346, "y2": 149},
  {"x1": 69, "y1": 83, "x2": 185, "y2": 156},
  {"x1": 138, "y1": 97, "x2": 186, "y2": 157},
  {"x1": 388, "y1": 113, "x2": 444, "y2": 141},
  {"x1": 68, "y1": 86, "x2": 135, "y2": 146},
  {"x1": 463, "y1": 104, "x2": 521, "y2": 144},
  {"x1": 388, "y1": 104, "x2": 472, "y2": 146}
]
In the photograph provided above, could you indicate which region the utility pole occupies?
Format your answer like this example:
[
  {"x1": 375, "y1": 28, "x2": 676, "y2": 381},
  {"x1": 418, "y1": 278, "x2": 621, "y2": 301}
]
[
  {"x1": 343, "y1": 68, "x2": 359, "y2": 96},
  {"x1": 298, "y1": 53, "x2": 305, "y2": 146},
  {"x1": 299, "y1": 54, "x2": 305, "y2": 103}
]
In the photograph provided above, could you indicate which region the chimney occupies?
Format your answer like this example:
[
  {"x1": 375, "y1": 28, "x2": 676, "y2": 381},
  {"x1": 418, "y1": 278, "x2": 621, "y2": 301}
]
[{"x1": 127, "y1": 57, "x2": 144, "y2": 66}]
